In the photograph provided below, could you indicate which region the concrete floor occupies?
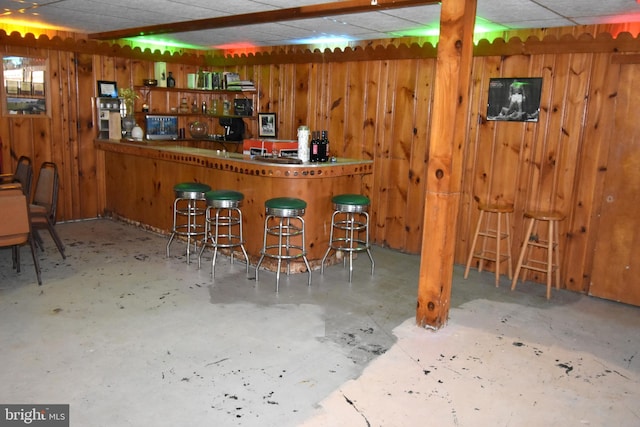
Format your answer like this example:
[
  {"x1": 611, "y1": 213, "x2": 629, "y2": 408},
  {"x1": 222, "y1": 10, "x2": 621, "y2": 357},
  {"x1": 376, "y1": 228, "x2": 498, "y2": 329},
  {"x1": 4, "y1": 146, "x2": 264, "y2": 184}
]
[{"x1": 0, "y1": 219, "x2": 638, "y2": 426}]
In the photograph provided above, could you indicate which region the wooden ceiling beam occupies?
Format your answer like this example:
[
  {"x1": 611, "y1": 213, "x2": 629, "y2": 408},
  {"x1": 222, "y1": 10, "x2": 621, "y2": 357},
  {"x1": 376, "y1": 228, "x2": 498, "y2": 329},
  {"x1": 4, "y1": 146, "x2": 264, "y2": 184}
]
[{"x1": 88, "y1": 0, "x2": 439, "y2": 40}]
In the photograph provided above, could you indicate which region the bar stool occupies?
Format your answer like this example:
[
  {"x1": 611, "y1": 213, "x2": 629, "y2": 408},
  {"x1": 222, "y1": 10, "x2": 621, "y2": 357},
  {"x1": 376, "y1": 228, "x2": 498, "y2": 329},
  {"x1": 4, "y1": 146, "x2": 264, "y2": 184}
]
[
  {"x1": 321, "y1": 193, "x2": 374, "y2": 282},
  {"x1": 511, "y1": 210, "x2": 565, "y2": 299},
  {"x1": 255, "y1": 197, "x2": 311, "y2": 292},
  {"x1": 197, "y1": 190, "x2": 249, "y2": 277},
  {"x1": 464, "y1": 202, "x2": 514, "y2": 287},
  {"x1": 166, "y1": 182, "x2": 211, "y2": 264}
]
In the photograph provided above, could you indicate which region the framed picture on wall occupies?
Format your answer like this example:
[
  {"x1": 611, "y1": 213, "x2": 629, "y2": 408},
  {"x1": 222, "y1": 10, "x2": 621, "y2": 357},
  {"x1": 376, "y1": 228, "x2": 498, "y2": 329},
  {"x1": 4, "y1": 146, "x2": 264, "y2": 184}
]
[
  {"x1": 97, "y1": 80, "x2": 118, "y2": 98},
  {"x1": 487, "y1": 77, "x2": 542, "y2": 122},
  {"x1": 258, "y1": 113, "x2": 277, "y2": 137}
]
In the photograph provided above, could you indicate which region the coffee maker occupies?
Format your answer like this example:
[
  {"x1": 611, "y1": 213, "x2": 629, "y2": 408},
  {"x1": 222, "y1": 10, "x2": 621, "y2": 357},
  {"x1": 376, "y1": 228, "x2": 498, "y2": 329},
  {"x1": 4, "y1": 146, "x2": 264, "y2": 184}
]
[{"x1": 219, "y1": 117, "x2": 245, "y2": 141}]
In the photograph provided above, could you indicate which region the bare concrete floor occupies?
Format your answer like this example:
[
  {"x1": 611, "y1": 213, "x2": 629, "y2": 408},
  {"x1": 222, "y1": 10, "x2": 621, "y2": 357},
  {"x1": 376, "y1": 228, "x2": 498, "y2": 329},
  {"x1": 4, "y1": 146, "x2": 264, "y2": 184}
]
[{"x1": 0, "y1": 219, "x2": 638, "y2": 426}]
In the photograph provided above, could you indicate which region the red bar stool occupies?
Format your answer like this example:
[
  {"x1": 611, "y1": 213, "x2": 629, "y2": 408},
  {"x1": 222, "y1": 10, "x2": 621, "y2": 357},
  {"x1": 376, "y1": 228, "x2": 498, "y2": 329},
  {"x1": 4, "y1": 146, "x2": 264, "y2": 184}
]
[
  {"x1": 511, "y1": 210, "x2": 565, "y2": 299},
  {"x1": 166, "y1": 182, "x2": 211, "y2": 264},
  {"x1": 464, "y1": 202, "x2": 514, "y2": 287},
  {"x1": 197, "y1": 189, "x2": 249, "y2": 277},
  {"x1": 321, "y1": 193, "x2": 374, "y2": 282}
]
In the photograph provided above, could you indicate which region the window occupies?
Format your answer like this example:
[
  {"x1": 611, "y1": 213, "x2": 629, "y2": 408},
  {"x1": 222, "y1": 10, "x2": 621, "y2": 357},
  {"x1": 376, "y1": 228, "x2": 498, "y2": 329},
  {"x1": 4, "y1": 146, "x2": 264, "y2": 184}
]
[{"x1": 2, "y1": 56, "x2": 48, "y2": 116}]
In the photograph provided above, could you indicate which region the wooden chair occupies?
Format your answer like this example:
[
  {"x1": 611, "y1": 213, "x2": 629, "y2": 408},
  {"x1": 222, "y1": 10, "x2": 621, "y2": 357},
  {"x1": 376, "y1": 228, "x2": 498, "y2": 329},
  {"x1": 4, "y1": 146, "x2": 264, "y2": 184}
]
[
  {"x1": 0, "y1": 156, "x2": 33, "y2": 199},
  {"x1": 0, "y1": 187, "x2": 42, "y2": 285},
  {"x1": 30, "y1": 162, "x2": 66, "y2": 259}
]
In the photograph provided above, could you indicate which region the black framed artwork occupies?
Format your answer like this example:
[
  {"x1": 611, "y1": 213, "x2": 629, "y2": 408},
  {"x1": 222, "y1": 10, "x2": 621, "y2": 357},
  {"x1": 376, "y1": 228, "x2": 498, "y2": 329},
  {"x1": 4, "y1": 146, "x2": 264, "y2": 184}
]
[
  {"x1": 487, "y1": 77, "x2": 542, "y2": 122},
  {"x1": 97, "y1": 80, "x2": 118, "y2": 98},
  {"x1": 258, "y1": 113, "x2": 277, "y2": 137}
]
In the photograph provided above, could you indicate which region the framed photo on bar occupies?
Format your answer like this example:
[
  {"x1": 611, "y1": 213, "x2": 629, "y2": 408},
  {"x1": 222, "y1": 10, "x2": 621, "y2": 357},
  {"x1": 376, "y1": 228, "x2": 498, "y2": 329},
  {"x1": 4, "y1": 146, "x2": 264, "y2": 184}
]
[
  {"x1": 487, "y1": 77, "x2": 542, "y2": 122},
  {"x1": 258, "y1": 113, "x2": 277, "y2": 137}
]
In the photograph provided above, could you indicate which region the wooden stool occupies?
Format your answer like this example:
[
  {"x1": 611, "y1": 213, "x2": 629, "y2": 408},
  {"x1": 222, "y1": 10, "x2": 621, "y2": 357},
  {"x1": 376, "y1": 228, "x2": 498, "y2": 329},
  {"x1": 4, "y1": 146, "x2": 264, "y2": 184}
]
[
  {"x1": 511, "y1": 210, "x2": 565, "y2": 300},
  {"x1": 464, "y1": 202, "x2": 514, "y2": 287}
]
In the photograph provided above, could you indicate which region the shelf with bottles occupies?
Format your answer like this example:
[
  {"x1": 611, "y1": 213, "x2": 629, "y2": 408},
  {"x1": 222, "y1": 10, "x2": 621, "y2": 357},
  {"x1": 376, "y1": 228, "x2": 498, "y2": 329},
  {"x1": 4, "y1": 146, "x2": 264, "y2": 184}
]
[
  {"x1": 134, "y1": 85, "x2": 255, "y2": 119},
  {"x1": 133, "y1": 111, "x2": 256, "y2": 120},
  {"x1": 134, "y1": 85, "x2": 255, "y2": 95}
]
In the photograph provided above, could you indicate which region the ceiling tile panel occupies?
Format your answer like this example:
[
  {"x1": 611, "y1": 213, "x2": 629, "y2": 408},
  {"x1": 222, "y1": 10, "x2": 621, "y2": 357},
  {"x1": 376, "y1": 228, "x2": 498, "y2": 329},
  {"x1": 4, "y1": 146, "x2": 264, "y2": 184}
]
[{"x1": 0, "y1": 0, "x2": 638, "y2": 47}]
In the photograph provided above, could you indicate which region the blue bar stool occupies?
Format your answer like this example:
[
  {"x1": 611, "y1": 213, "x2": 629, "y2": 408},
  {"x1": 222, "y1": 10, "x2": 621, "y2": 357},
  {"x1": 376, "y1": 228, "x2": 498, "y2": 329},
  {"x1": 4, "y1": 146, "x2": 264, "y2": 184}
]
[
  {"x1": 198, "y1": 189, "x2": 249, "y2": 277},
  {"x1": 166, "y1": 182, "x2": 211, "y2": 264},
  {"x1": 255, "y1": 197, "x2": 311, "y2": 292},
  {"x1": 321, "y1": 193, "x2": 374, "y2": 282}
]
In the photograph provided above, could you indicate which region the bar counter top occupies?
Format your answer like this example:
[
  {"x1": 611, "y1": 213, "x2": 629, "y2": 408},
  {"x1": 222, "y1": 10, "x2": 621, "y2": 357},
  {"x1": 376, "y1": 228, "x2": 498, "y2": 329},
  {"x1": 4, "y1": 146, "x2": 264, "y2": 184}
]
[
  {"x1": 95, "y1": 139, "x2": 373, "y2": 179},
  {"x1": 95, "y1": 138, "x2": 374, "y2": 271}
]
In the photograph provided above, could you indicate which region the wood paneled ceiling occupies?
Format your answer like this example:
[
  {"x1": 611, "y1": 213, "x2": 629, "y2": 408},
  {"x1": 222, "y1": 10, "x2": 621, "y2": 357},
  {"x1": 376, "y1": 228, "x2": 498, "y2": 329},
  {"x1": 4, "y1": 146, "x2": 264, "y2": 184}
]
[{"x1": 1, "y1": 0, "x2": 639, "y2": 49}]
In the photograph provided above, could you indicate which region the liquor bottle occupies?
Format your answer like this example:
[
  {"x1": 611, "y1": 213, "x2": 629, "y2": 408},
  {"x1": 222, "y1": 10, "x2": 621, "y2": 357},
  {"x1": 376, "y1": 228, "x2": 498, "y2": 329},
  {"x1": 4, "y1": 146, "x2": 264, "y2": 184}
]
[
  {"x1": 319, "y1": 130, "x2": 329, "y2": 162},
  {"x1": 167, "y1": 71, "x2": 176, "y2": 88},
  {"x1": 310, "y1": 131, "x2": 319, "y2": 162},
  {"x1": 201, "y1": 101, "x2": 207, "y2": 114}
]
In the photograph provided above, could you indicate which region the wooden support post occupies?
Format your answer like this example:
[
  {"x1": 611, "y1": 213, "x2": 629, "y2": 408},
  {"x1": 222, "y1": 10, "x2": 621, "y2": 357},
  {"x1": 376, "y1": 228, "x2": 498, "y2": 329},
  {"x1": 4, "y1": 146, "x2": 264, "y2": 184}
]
[{"x1": 416, "y1": 0, "x2": 477, "y2": 329}]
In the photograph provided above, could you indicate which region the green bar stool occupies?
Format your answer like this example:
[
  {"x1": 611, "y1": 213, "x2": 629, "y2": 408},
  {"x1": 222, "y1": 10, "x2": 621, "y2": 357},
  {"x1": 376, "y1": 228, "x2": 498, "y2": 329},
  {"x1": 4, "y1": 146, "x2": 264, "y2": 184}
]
[
  {"x1": 166, "y1": 182, "x2": 211, "y2": 264},
  {"x1": 255, "y1": 197, "x2": 311, "y2": 292},
  {"x1": 321, "y1": 193, "x2": 374, "y2": 282},
  {"x1": 197, "y1": 190, "x2": 249, "y2": 277}
]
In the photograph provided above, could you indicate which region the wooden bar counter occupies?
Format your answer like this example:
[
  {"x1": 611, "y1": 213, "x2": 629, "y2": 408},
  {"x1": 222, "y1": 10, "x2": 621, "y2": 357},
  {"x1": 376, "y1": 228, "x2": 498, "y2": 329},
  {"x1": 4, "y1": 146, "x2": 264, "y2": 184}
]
[{"x1": 95, "y1": 139, "x2": 373, "y2": 270}]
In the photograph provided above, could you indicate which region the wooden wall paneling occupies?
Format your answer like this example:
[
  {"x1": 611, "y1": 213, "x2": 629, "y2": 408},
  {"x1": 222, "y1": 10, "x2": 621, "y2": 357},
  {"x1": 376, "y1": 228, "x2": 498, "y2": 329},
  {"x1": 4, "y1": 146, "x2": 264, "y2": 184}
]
[
  {"x1": 360, "y1": 60, "x2": 381, "y2": 244},
  {"x1": 552, "y1": 52, "x2": 593, "y2": 288},
  {"x1": 556, "y1": 53, "x2": 592, "y2": 214},
  {"x1": 293, "y1": 63, "x2": 311, "y2": 137},
  {"x1": 317, "y1": 62, "x2": 332, "y2": 136},
  {"x1": 341, "y1": 61, "x2": 366, "y2": 159},
  {"x1": 269, "y1": 63, "x2": 286, "y2": 137},
  {"x1": 57, "y1": 52, "x2": 74, "y2": 219},
  {"x1": 255, "y1": 63, "x2": 273, "y2": 116},
  {"x1": 74, "y1": 52, "x2": 100, "y2": 219},
  {"x1": 381, "y1": 59, "x2": 417, "y2": 250},
  {"x1": 304, "y1": 62, "x2": 320, "y2": 132},
  {"x1": 372, "y1": 59, "x2": 393, "y2": 246},
  {"x1": 565, "y1": 54, "x2": 619, "y2": 293},
  {"x1": 404, "y1": 58, "x2": 434, "y2": 252},
  {"x1": 47, "y1": 50, "x2": 67, "y2": 208},
  {"x1": 589, "y1": 62, "x2": 640, "y2": 305},
  {"x1": 327, "y1": 61, "x2": 347, "y2": 157},
  {"x1": 8, "y1": 118, "x2": 34, "y2": 171},
  {"x1": 455, "y1": 56, "x2": 486, "y2": 263},
  {"x1": 536, "y1": 53, "x2": 572, "y2": 212}
]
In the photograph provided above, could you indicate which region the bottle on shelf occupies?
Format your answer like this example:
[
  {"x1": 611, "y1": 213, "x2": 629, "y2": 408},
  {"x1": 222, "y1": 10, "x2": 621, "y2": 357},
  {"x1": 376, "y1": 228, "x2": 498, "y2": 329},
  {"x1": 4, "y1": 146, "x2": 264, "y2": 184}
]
[
  {"x1": 201, "y1": 101, "x2": 207, "y2": 114},
  {"x1": 167, "y1": 71, "x2": 176, "y2": 88},
  {"x1": 179, "y1": 97, "x2": 189, "y2": 113},
  {"x1": 191, "y1": 99, "x2": 198, "y2": 113}
]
